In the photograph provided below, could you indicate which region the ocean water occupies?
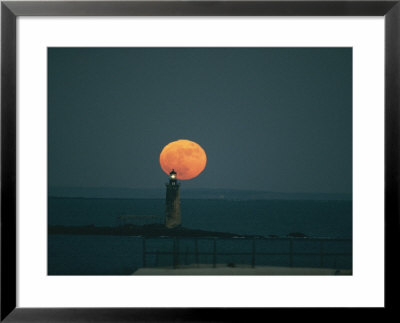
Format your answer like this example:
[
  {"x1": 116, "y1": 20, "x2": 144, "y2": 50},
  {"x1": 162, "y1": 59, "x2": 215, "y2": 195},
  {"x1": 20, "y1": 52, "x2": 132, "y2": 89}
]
[{"x1": 48, "y1": 198, "x2": 352, "y2": 275}]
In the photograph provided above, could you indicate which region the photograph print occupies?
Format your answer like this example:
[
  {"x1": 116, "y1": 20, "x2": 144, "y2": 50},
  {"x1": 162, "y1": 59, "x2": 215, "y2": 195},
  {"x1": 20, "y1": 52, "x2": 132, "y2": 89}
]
[{"x1": 48, "y1": 47, "x2": 352, "y2": 275}]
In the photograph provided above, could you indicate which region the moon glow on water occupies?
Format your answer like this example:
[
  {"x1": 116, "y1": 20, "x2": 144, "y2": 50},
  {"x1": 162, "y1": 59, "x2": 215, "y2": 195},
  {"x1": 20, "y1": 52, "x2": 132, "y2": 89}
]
[{"x1": 159, "y1": 139, "x2": 207, "y2": 180}]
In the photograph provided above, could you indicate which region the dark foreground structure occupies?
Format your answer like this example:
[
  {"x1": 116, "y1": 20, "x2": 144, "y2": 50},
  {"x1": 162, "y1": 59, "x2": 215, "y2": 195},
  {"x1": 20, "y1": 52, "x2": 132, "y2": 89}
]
[
  {"x1": 139, "y1": 235, "x2": 352, "y2": 271},
  {"x1": 48, "y1": 223, "x2": 352, "y2": 271}
]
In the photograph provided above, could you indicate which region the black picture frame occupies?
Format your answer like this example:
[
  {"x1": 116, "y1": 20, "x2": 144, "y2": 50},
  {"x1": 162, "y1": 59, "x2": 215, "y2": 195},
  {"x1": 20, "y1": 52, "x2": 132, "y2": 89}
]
[{"x1": 1, "y1": 0, "x2": 399, "y2": 321}]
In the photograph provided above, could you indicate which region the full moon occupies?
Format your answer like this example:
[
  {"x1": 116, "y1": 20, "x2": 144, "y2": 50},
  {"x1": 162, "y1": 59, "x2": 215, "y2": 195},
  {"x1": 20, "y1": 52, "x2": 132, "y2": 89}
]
[{"x1": 159, "y1": 139, "x2": 207, "y2": 180}]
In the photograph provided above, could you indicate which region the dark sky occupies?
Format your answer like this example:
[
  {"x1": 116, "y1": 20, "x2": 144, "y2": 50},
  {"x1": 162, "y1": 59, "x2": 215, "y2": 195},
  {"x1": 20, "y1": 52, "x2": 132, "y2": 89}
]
[{"x1": 48, "y1": 48, "x2": 352, "y2": 193}]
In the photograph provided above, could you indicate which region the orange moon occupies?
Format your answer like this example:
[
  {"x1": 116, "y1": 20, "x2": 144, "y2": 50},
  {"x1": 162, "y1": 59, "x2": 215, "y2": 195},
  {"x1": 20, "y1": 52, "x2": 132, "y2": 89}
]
[{"x1": 159, "y1": 139, "x2": 207, "y2": 180}]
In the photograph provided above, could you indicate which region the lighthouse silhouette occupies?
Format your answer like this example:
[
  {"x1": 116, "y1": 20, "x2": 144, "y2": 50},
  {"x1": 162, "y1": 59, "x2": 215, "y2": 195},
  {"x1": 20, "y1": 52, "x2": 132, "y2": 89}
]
[{"x1": 165, "y1": 169, "x2": 181, "y2": 228}]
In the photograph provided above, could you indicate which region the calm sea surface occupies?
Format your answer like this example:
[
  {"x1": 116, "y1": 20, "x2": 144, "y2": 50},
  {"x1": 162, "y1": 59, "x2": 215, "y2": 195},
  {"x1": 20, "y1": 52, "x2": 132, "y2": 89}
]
[{"x1": 48, "y1": 198, "x2": 352, "y2": 275}]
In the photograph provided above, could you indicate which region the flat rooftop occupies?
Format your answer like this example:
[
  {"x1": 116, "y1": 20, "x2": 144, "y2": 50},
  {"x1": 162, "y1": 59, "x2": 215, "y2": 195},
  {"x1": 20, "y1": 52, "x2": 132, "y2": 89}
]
[{"x1": 133, "y1": 265, "x2": 352, "y2": 275}]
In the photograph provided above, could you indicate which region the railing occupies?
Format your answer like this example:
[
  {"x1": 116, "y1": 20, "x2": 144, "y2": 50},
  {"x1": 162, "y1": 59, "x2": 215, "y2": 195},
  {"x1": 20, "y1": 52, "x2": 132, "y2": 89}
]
[{"x1": 141, "y1": 236, "x2": 352, "y2": 270}]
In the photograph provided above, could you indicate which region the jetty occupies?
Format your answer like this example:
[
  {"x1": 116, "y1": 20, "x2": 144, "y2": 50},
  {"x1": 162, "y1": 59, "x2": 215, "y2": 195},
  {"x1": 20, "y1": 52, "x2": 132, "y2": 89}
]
[{"x1": 48, "y1": 223, "x2": 264, "y2": 239}]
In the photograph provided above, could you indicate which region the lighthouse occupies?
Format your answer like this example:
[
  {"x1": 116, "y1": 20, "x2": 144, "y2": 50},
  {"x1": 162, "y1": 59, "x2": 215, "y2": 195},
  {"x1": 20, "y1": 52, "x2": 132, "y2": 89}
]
[{"x1": 165, "y1": 169, "x2": 181, "y2": 228}]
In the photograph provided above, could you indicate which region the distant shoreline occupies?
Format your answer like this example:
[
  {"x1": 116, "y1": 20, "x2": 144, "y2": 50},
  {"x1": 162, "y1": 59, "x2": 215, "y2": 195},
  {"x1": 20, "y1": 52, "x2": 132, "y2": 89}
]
[{"x1": 48, "y1": 187, "x2": 352, "y2": 201}]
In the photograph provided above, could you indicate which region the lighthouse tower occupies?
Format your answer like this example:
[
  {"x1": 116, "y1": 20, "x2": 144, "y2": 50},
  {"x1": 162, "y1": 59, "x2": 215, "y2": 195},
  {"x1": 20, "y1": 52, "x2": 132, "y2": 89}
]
[{"x1": 165, "y1": 169, "x2": 181, "y2": 228}]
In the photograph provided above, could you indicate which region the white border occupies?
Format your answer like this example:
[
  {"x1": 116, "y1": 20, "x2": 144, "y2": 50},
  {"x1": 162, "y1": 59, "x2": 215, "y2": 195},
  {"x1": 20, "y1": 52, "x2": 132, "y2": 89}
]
[{"x1": 17, "y1": 17, "x2": 384, "y2": 307}]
